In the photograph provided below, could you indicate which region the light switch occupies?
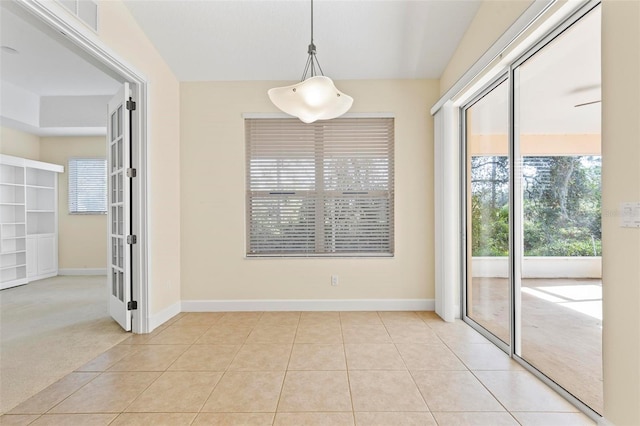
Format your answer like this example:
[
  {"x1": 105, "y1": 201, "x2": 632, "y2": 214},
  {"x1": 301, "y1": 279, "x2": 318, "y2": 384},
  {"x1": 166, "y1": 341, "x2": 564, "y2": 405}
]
[{"x1": 620, "y1": 202, "x2": 640, "y2": 228}]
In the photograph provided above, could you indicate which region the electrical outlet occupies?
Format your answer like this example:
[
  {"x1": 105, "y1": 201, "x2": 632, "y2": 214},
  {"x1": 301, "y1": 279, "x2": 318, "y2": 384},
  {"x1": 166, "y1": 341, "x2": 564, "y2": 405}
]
[{"x1": 331, "y1": 275, "x2": 339, "y2": 286}]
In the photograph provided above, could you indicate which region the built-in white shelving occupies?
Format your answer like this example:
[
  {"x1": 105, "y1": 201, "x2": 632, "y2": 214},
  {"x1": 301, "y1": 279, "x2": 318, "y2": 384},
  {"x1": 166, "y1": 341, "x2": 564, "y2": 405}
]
[{"x1": 0, "y1": 155, "x2": 63, "y2": 290}]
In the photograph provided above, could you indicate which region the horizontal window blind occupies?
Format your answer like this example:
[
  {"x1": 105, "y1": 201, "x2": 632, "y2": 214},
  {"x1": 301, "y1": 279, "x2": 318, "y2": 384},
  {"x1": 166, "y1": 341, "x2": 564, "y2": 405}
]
[
  {"x1": 68, "y1": 158, "x2": 107, "y2": 214},
  {"x1": 246, "y1": 117, "x2": 394, "y2": 256}
]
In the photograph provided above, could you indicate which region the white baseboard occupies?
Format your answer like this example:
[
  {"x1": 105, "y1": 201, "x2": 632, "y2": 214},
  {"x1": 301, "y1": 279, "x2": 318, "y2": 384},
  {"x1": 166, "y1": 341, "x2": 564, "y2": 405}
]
[
  {"x1": 181, "y1": 299, "x2": 435, "y2": 312},
  {"x1": 58, "y1": 268, "x2": 107, "y2": 276},
  {"x1": 148, "y1": 301, "x2": 181, "y2": 332}
]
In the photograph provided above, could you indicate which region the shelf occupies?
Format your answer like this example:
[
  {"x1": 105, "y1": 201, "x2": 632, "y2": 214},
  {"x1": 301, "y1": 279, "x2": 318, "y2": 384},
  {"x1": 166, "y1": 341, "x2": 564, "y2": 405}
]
[
  {"x1": 0, "y1": 182, "x2": 24, "y2": 187},
  {"x1": 27, "y1": 210, "x2": 56, "y2": 213},
  {"x1": 1, "y1": 250, "x2": 26, "y2": 255},
  {"x1": 0, "y1": 263, "x2": 26, "y2": 271},
  {"x1": 1, "y1": 222, "x2": 26, "y2": 226},
  {"x1": 1, "y1": 236, "x2": 25, "y2": 240},
  {"x1": 0, "y1": 203, "x2": 25, "y2": 206}
]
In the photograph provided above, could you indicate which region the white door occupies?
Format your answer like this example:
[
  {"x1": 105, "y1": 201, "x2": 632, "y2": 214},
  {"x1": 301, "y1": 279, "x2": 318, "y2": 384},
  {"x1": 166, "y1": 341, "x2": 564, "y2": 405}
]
[
  {"x1": 107, "y1": 83, "x2": 133, "y2": 331},
  {"x1": 37, "y1": 235, "x2": 56, "y2": 275},
  {"x1": 26, "y1": 236, "x2": 37, "y2": 278}
]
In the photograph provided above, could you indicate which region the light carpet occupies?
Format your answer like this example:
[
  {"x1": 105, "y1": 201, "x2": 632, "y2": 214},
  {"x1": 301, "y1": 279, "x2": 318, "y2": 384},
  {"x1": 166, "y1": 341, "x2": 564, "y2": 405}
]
[{"x1": 0, "y1": 276, "x2": 129, "y2": 414}]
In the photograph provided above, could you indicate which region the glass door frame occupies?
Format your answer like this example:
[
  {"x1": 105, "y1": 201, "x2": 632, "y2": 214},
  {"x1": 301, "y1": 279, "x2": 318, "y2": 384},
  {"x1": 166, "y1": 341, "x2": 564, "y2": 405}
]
[
  {"x1": 459, "y1": 0, "x2": 602, "y2": 420},
  {"x1": 460, "y1": 73, "x2": 512, "y2": 356}
]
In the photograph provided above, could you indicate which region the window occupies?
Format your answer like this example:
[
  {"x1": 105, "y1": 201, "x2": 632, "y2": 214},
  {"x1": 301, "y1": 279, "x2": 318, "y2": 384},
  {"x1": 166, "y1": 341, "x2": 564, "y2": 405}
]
[
  {"x1": 68, "y1": 158, "x2": 107, "y2": 214},
  {"x1": 245, "y1": 117, "x2": 394, "y2": 256}
]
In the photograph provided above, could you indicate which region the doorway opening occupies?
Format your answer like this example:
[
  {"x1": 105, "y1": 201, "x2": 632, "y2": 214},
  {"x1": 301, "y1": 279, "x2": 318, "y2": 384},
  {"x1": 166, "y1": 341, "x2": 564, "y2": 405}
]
[{"x1": 0, "y1": 0, "x2": 148, "y2": 413}]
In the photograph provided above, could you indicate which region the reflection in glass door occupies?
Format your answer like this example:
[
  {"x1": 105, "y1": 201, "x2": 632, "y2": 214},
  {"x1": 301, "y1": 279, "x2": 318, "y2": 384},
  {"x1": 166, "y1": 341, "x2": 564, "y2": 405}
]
[
  {"x1": 514, "y1": 6, "x2": 602, "y2": 413},
  {"x1": 464, "y1": 79, "x2": 510, "y2": 345},
  {"x1": 462, "y1": 4, "x2": 602, "y2": 415}
]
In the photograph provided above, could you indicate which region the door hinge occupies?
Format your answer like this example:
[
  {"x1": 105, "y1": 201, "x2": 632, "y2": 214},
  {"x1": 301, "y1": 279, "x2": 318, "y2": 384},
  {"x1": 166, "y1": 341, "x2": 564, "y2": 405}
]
[
  {"x1": 126, "y1": 235, "x2": 137, "y2": 244},
  {"x1": 126, "y1": 168, "x2": 137, "y2": 178},
  {"x1": 127, "y1": 301, "x2": 138, "y2": 310},
  {"x1": 126, "y1": 99, "x2": 136, "y2": 111}
]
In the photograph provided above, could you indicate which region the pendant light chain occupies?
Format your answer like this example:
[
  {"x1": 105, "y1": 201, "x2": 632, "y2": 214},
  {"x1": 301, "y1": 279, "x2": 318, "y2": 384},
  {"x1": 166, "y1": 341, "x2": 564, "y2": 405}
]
[{"x1": 300, "y1": 0, "x2": 324, "y2": 81}]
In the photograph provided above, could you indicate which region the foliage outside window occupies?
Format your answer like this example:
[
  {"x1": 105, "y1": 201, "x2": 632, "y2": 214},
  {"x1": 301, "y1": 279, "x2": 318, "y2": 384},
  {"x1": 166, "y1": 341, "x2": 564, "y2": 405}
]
[
  {"x1": 471, "y1": 155, "x2": 601, "y2": 257},
  {"x1": 245, "y1": 117, "x2": 394, "y2": 256},
  {"x1": 68, "y1": 158, "x2": 107, "y2": 214}
]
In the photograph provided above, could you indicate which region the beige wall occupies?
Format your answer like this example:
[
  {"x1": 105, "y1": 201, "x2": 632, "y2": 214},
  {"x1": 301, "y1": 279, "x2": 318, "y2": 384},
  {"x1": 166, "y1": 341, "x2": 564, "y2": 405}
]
[
  {"x1": 39, "y1": 137, "x2": 107, "y2": 270},
  {"x1": 440, "y1": 0, "x2": 533, "y2": 95},
  {"x1": 601, "y1": 1, "x2": 640, "y2": 424},
  {"x1": 443, "y1": 0, "x2": 640, "y2": 423},
  {"x1": 180, "y1": 80, "x2": 436, "y2": 301},
  {"x1": 0, "y1": 127, "x2": 40, "y2": 160},
  {"x1": 96, "y1": 1, "x2": 182, "y2": 315}
]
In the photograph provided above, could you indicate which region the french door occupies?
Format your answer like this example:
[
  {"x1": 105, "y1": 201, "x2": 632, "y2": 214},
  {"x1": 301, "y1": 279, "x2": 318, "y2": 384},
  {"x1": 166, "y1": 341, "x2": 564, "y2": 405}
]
[
  {"x1": 463, "y1": 4, "x2": 602, "y2": 415},
  {"x1": 107, "y1": 83, "x2": 133, "y2": 331}
]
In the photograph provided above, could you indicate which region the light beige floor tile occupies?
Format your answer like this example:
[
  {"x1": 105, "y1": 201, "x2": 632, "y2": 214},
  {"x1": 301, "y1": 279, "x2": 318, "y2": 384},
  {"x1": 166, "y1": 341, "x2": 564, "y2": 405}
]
[
  {"x1": 300, "y1": 312, "x2": 340, "y2": 325},
  {"x1": 432, "y1": 412, "x2": 520, "y2": 426},
  {"x1": 511, "y1": 412, "x2": 597, "y2": 425},
  {"x1": 341, "y1": 324, "x2": 391, "y2": 343},
  {"x1": 168, "y1": 345, "x2": 240, "y2": 371},
  {"x1": 378, "y1": 311, "x2": 423, "y2": 325},
  {"x1": 448, "y1": 343, "x2": 524, "y2": 371},
  {"x1": 201, "y1": 371, "x2": 284, "y2": 412},
  {"x1": 173, "y1": 312, "x2": 224, "y2": 326},
  {"x1": 8, "y1": 373, "x2": 99, "y2": 414},
  {"x1": 118, "y1": 330, "x2": 160, "y2": 345},
  {"x1": 295, "y1": 324, "x2": 343, "y2": 344},
  {"x1": 228, "y1": 344, "x2": 292, "y2": 371},
  {"x1": 108, "y1": 345, "x2": 189, "y2": 371},
  {"x1": 355, "y1": 412, "x2": 436, "y2": 425},
  {"x1": 474, "y1": 371, "x2": 579, "y2": 412},
  {"x1": 431, "y1": 322, "x2": 491, "y2": 345},
  {"x1": 278, "y1": 371, "x2": 352, "y2": 412},
  {"x1": 275, "y1": 412, "x2": 355, "y2": 425},
  {"x1": 258, "y1": 312, "x2": 300, "y2": 327},
  {"x1": 344, "y1": 344, "x2": 406, "y2": 370},
  {"x1": 146, "y1": 325, "x2": 211, "y2": 345},
  {"x1": 217, "y1": 312, "x2": 263, "y2": 327},
  {"x1": 385, "y1": 324, "x2": 442, "y2": 344},
  {"x1": 340, "y1": 312, "x2": 383, "y2": 326},
  {"x1": 192, "y1": 412, "x2": 275, "y2": 425},
  {"x1": 348, "y1": 370, "x2": 428, "y2": 412},
  {"x1": 28, "y1": 414, "x2": 117, "y2": 425},
  {"x1": 246, "y1": 325, "x2": 297, "y2": 344},
  {"x1": 76, "y1": 345, "x2": 138, "y2": 372},
  {"x1": 110, "y1": 412, "x2": 197, "y2": 426},
  {"x1": 396, "y1": 344, "x2": 466, "y2": 371},
  {"x1": 195, "y1": 325, "x2": 253, "y2": 344},
  {"x1": 0, "y1": 414, "x2": 40, "y2": 425},
  {"x1": 415, "y1": 311, "x2": 442, "y2": 324},
  {"x1": 412, "y1": 370, "x2": 504, "y2": 412},
  {"x1": 288, "y1": 344, "x2": 346, "y2": 370},
  {"x1": 126, "y1": 371, "x2": 222, "y2": 412},
  {"x1": 49, "y1": 372, "x2": 160, "y2": 413}
]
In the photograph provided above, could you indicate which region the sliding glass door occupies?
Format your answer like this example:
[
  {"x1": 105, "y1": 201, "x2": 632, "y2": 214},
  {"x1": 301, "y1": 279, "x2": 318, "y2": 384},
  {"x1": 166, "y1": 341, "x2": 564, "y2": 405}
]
[
  {"x1": 464, "y1": 79, "x2": 510, "y2": 346},
  {"x1": 463, "y1": 4, "x2": 602, "y2": 415}
]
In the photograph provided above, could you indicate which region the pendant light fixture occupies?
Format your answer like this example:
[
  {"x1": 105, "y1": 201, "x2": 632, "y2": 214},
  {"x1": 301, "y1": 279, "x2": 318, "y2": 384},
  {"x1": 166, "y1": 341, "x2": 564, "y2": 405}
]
[{"x1": 268, "y1": 0, "x2": 353, "y2": 124}]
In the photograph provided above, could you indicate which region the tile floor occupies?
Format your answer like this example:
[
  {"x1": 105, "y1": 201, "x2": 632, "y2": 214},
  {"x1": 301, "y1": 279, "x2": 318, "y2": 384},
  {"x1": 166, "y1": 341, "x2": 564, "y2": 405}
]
[
  {"x1": 1, "y1": 311, "x2": 596, "y2": 425},
  {"x1": 469, "y1": 278, "x2": 603, "y2": 413}
]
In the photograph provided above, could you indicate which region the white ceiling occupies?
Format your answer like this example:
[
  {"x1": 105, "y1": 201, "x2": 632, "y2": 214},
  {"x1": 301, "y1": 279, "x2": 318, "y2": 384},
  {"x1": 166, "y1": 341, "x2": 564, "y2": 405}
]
[
  {"x1": 0, "y1": 6, "x2": 121, "y2": 97},
  {"x1": 122, "y1": 0, "x2": 482, "y2": 81},
  {"x1": 0, "y1": 4, "x2": 122, "y2": 135}
]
